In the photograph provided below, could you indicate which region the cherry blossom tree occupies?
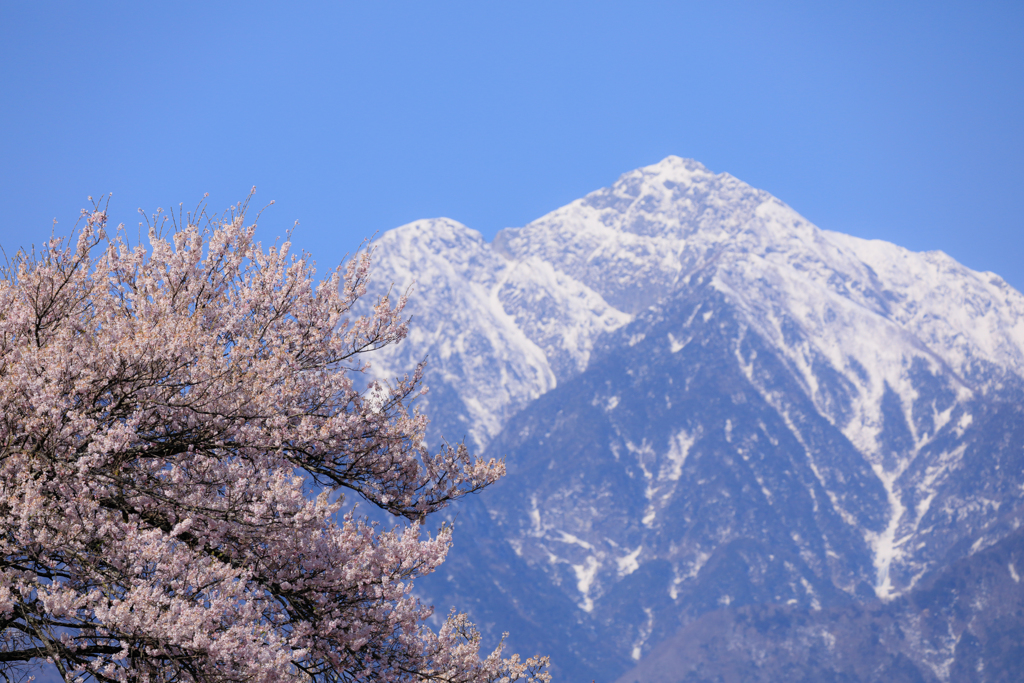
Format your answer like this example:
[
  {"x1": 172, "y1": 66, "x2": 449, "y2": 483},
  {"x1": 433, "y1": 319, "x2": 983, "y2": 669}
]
[{"x1": 0, "y1": 198, "x2": 549, "y2": 683}]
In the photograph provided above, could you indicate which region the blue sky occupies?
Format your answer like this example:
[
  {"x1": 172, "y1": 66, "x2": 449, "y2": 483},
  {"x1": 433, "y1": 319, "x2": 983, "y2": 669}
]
[{"x1": 2, "y1": 1, "x2": 1023, "y2": 291}]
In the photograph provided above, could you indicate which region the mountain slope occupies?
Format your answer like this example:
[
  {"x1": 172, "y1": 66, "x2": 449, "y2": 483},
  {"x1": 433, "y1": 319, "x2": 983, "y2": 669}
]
[{"x1": 360, "y1": 157, "x2": 1024, "y2": 681}]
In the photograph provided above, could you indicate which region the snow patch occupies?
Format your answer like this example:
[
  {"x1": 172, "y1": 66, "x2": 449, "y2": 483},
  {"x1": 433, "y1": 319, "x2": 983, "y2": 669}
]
[
  {"x1": 865, "y1": 463, "x2": 907, "y2": 600},
  {"x1": 572, "y1": 556, "x2": 601, "y2": 612},
  {"x1": 617, "y1": 546, "x2": 642, "y2": 576},
  {"x1": 558, "y1": 531, "x2": 595, "y2": 551},
  {"x1": 955, "y1": 412, "x2": 973, "y2": 437},
  {"x1": 662, "y1": 429, "x2": 697, "y2": 481}
]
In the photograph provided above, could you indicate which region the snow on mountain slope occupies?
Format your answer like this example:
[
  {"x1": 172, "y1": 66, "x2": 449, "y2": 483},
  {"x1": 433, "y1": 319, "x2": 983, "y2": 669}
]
[
  {"x1": 488, "y1": 158, "x2": 1024, "y2": 596},
  {"x1": 365, "y1": 159, "x2": 1024, "y2": 572},
  {"x1": 494, "y1": 157, "x2": 1024, "y2": 454},
  {"x1": 364, "y1": 217, "x2": 628, "y2": 451},
  {"x1": 825, "y1": 230, "x2": 1024, "y2": 380}
]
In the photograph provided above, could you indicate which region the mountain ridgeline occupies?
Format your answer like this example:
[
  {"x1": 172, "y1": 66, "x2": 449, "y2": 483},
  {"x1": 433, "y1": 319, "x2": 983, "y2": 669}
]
[{"x1": 360, "y1": 157, "x2": 1024, "y2": 682}]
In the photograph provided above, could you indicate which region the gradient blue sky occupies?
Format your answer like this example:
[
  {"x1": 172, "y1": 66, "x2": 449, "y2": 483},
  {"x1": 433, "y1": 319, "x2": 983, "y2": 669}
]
[{"x1": 2, "y1": 1, "x2": 1023, "y2": 291}]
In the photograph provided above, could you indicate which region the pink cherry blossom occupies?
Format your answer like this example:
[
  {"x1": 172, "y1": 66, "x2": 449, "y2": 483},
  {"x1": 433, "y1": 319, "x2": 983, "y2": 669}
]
[{"x1": 0, "y1": 200, "x2": 549, "y2": 683}]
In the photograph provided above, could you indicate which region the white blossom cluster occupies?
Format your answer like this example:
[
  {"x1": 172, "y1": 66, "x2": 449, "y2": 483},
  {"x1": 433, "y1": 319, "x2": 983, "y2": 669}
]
[{"x1": 0, "y1": 201, "x2": 548, "y2": 683}]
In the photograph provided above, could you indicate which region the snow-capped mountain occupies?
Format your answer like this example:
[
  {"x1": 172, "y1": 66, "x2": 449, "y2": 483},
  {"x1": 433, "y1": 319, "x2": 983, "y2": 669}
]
[{"x1": 361, "y1": 157, "x2": 1024, "y2": 682}]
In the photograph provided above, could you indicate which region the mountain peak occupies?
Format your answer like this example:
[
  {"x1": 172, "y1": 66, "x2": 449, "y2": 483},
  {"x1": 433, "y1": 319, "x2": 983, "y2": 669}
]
[
  {"x1": 381, "y1": 216, "x2": 482, "y2": 248},
  {"x1": 373, "y1": 217, "x2": 492, "y2": 275},
  {"x1": 632, "y1": 154, "x2": 713, "y2": 179}
]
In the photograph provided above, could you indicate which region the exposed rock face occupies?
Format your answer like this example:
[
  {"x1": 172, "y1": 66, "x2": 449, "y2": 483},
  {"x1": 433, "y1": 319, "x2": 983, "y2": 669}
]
[{"x1": 360, "y1": 157, "x2": 1024, "y2": 682}]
